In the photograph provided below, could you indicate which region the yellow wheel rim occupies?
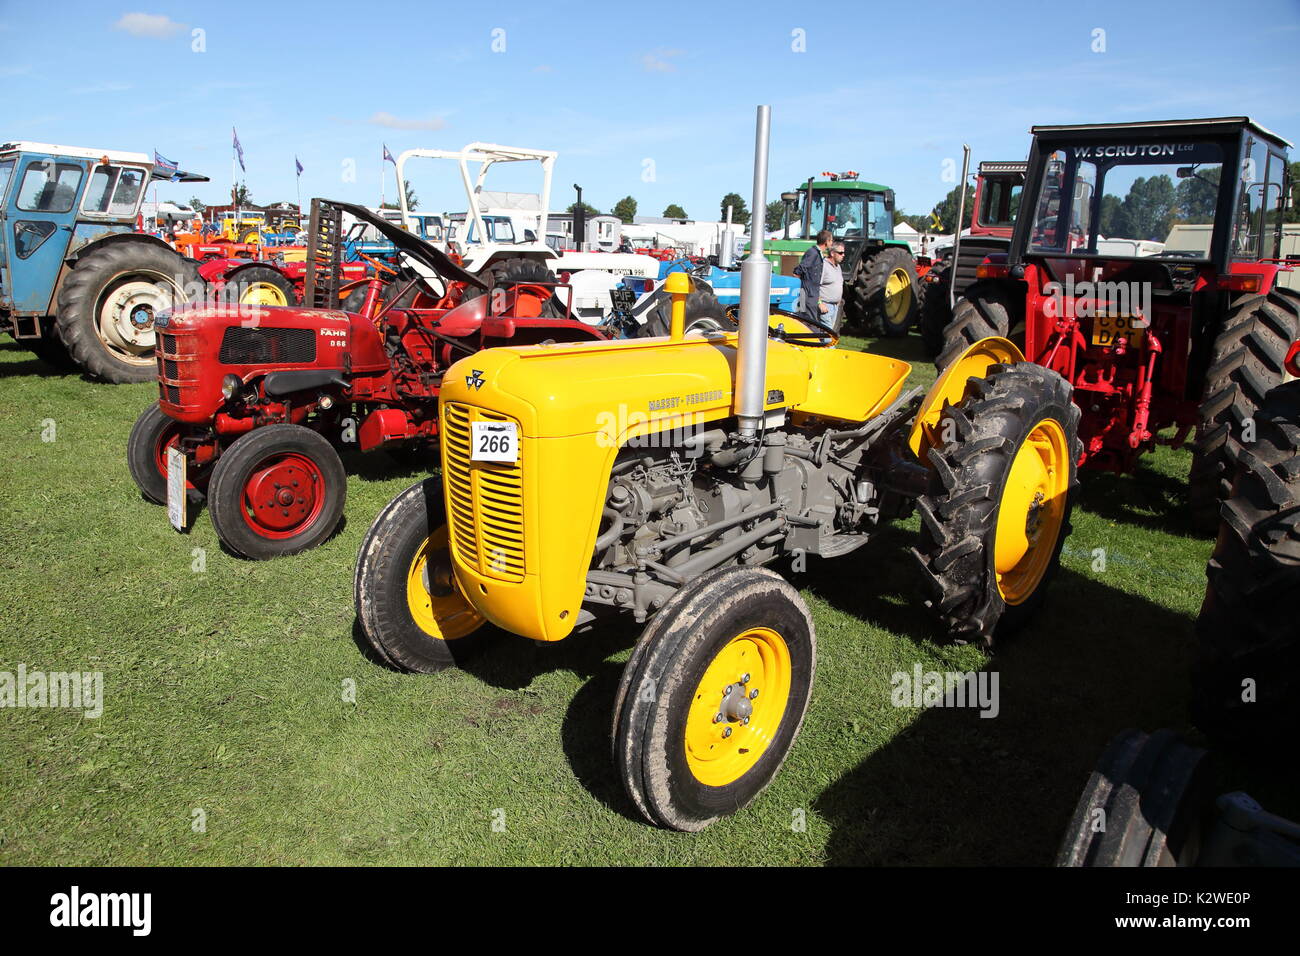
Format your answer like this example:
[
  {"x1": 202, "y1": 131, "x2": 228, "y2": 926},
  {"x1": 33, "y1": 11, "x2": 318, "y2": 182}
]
[
  {"x1": 884, "y1": 268, "x2": 913, "y2": 323},
  {"x1": 406, "y1": 525, "x2": 485, "y2": 641},
  {"x1": 684, "y1": 627, "x2": 791, "y2": 787},
  {"x1": 994, "y1": 419, "x2": 1069, "y2": 605},
  {"x1": 239, "y1": 282, "x2": 288, "y2": 307}
]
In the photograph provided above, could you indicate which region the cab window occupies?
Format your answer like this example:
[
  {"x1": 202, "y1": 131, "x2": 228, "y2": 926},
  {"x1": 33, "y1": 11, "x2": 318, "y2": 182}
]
[
  {"x1": 16, "y1": 161, "x2": 84, "y2": 213},
  {"x1": 0, "y1": 159, "x2": 15, "y2": 203}
]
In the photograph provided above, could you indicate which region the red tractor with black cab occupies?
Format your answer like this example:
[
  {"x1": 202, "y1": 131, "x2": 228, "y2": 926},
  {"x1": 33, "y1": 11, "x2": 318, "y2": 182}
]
[
  {"x1": 937, "y1": 117, "x2": 1299, "y2": 529},
  {"x1": 127, "y1": 199, "x2": 603, "y2": 559}
]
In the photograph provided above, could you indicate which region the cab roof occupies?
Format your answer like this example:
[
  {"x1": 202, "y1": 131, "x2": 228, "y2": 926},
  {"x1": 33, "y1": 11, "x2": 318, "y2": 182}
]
[
  {"x1": 1029, "y1": 117, "x2": 1291, "y2": 149},
  {"x1": 0, "y1": 141, "x2": 210, "y2": 182}
]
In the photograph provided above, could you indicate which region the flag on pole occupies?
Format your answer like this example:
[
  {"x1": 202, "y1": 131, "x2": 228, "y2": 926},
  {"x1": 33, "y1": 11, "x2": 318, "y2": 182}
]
[
  {"x1": 383, "y1": 144, "x2": 395, "y2": 165},
  {"x1": 154, "y1": 150, "x2": 180, "y2": 181},
  {"x1": 232, "y1": 128, "x2": 245, "y2": 172},
  {"x1": 295, "y1": 156, "x2": 304, "y2": 176}
]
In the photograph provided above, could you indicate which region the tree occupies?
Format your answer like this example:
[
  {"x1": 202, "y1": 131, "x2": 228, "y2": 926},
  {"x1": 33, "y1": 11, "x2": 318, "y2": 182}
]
[
  {"x1": 382, "y1": 180, "x2": 419, "y2": 211},
  {"x1": 1284, "y1": 162, "x2": 1300, "y2": 224},
  {"x1": 567, "y1": 201, "x2": 600, "y2": 216},
  {"x1": 662, "y1": 203, "x2": 687, "y2": 219},
  {"x1": 1098, "y1": 194, "x2": 1126, "y2": 237},
  {"x1": 1174, "y1": 166, "x2": 1220, "y2": 223},
  {"x1": 612, "y1": 195, "x2": 638, "y2": 224},
  {"x1": 765, "y1": 199, "x2": 787, "y2": 232},
  {"x1": 893, "y1": 210, "x2": 931, "y2": 233},
  {"x1": 720, "y1": 192, "x2": 750, "y2": 227},
  {"x1": 931, "y1": 184, "x2": 974, "y2": 233},
  {"x1": 189, "y1": 197, "x2": 207, "y2": 216},
  {"x1": 232, "y1": 183, "x2": 253, "y2": 206},
  {"x1": 1118, "y1": 174, "x2": 1175, "y2": 241}
]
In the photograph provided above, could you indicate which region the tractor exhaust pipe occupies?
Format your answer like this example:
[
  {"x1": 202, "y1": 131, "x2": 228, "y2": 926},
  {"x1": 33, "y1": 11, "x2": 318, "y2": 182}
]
[{"x1": 735, "y1": 105, "x2": 772, "y2": 440}]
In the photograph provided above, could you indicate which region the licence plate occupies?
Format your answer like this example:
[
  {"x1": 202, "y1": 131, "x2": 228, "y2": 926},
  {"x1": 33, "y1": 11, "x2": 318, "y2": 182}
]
[
  {"x1": 167, "y1": 447, "x2": 187, "y2": 531},
  {"x1": 1090, "y1": 314, "x2": 1143, "y2": 348},
  {"x1": 471, "y1": 421, "x2": 518, "y2": 463}
]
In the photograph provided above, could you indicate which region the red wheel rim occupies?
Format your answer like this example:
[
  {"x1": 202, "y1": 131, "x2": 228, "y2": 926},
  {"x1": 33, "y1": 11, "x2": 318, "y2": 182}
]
[
  {"x1": 239, "y1": 452, "x2": 327, "y2": 539},
  {"x1": 153, "y1": 422, "x2": 198, "y2": 491}
]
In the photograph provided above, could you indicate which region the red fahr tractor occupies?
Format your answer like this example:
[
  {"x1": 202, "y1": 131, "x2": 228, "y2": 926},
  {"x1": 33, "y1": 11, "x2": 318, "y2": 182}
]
[
  {"x1": 937, "y1": 117, "x2": 1299, "y2": 529},
  {"x1": 127, "y1": 199, "x2": 604, "y2": 559}
]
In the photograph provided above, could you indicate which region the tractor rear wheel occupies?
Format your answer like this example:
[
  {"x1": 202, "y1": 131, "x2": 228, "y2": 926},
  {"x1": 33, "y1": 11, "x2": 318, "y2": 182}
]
[
  {"x1": 56, "y1": 239, "x2": 203, "y2": 383},
  {"x1": 1192, "y1": 380, "x2": 1300, "y2": 747},
  {"x1": 354, "y1": 478, "x2": 487, "y2": 672},
  {"x1": 465, "y1": 258, "x2": 560, "y2": 317},
  {"x1": 1189, "y1": 287, "x2": 1300, "y2": 533},
  {"x1": 612, "y1": 565, "x2": 815, "y2": 831},
  {"x1": 221, "y1": 265, "x2": 296, "y2": 308},
  {"x1": 936, "y1": 284, "x2": 1015, "y2": 371},
  {"x1": 847, "y1": 246, "x2": 919, "y2": 336},
  {"x1": 127, "y1": 401, "x2": 196, "y2": 505},
  {"x1": 912, "y1": 362, "x2": 1081, "y2": 646},
  {"x1": 207, "y1": 424, "x2": 346, "y2": 559}
]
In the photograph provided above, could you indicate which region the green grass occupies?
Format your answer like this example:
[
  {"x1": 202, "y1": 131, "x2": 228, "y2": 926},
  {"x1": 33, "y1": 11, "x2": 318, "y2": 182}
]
[{"x1": 0, "y1": 331, "x2": 1253, "y2": 865}]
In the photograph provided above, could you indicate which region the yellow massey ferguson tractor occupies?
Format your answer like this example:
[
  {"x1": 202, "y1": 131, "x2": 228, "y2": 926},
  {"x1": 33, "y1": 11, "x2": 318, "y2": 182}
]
[{"x1": 354, "y1": 108, "x2": 1083, "y2": 831}]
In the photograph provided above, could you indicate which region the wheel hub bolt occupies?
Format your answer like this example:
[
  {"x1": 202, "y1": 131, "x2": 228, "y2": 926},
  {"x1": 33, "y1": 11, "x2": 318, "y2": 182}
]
[
  {"x1": 750, "y1": 689, "x2": 759, "y2": 699},
  {"x1": 741, "y1": 673, "x2": 750, "y2": 683},
  {"x1": 713, "y1": 713, "x2": 723, "y2": 724},
  {"x1": 722, "y1": 727, "x2": 732, "y2": 738},
  {"x1": 724, "y1": 685, "x2": 733, "y2": 695}
]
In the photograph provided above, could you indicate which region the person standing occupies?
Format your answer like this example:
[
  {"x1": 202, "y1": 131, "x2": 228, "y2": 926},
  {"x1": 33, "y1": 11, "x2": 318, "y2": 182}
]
[
  {"x1": 793, "y1": 229, "x2": 832, "y2": 322},
  {"x1": 819, "y1": 241, "x2": 846, "y2": 330}
]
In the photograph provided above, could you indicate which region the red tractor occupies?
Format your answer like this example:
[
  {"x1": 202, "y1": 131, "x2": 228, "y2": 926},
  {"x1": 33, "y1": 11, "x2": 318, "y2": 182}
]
[
  {"x1": 937, "y1": 117, "x2": 1299, "y2": 528},
  {"x1": 918, "y1": 160, "x2": 1026, "y2": 354},
  {"x1": 127, "y1": 199, "x2": 604, "y2": 559}
]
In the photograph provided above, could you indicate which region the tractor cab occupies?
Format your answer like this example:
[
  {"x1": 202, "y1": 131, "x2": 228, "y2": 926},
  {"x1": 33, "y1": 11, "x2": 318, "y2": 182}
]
[
  {"x1": 1008, "y1": 117, "x2": 1293, "y2": 280},
  {"x1": 971, "y1": 161, "x2": 1025, "y2": 238},
  {"x1": 0, "y1": 142, "x2": 207, "y2": 359}
]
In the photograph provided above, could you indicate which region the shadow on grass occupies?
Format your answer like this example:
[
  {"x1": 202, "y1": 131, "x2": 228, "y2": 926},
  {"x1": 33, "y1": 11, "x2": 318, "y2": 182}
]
[
  {"x1": 0, "y1": 339, "x2": 80, "y2": 379},
  {"x1": 811, "y1": 566, "x2": 1196, "y2": 865},
  {"x1": 1075, "y1": 462, "x2": 1199, "y2": 538}
]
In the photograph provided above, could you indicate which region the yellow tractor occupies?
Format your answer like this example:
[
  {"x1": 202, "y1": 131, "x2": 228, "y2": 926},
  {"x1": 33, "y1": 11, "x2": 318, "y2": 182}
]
[{"x1": 354, "y1": 108, "x2": 1082, "y2": 831}]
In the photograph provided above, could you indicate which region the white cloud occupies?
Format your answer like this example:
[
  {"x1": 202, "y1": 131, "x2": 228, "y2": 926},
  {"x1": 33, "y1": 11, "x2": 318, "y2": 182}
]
[
  {"x1": 641, "y1": 48, "x2": 684, "y2": 73},
  {"x1": 533, "y1": 64, "x2": 554, "y2": 73},
  {"x1": 367, "y1": 111, "x2": 447, "y2": 131},
  {"x1": 114, "y1": 13, "x2": 185, "y2": 38},
  {"x1": 70, "y1": 81, "x2": 132, "y2": 94}
]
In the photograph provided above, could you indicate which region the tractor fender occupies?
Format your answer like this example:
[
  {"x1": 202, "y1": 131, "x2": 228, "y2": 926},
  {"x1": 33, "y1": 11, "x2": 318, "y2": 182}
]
[
  {"x1": 907, "y1": 336, "x2": 1025, "y2": 462},
  {"x1": 50, "y1": 231, "x2": 193, "y2": 317}
]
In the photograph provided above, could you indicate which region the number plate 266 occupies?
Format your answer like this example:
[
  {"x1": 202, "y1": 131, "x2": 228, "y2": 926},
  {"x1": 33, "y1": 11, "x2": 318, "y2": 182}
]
[{"x1": 471, "y1": 421, "x2": 518, "y2": 463}]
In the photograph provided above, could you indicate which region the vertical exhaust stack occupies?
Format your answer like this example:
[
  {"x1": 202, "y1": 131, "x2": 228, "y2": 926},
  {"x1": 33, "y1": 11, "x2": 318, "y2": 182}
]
[{"x1": 735, "y1": 105, "x2": 773, "y2": 440}]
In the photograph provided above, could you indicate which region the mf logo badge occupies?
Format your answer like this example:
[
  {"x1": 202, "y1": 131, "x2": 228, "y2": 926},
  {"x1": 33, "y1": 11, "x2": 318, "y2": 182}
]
[{"x1": 466, "y1": 369, "x2": 485, "y2": 390}]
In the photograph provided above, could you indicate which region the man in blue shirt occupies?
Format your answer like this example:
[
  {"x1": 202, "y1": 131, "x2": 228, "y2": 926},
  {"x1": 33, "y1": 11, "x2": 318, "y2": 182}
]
[{"x1": 793, "y1": 230, "x2": 833, "y2": 322}]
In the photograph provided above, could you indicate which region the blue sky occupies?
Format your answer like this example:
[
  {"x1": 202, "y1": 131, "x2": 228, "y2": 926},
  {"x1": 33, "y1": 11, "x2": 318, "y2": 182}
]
[{"x1": 5, "y1": 0, "x2": 1299, "y2": 221}]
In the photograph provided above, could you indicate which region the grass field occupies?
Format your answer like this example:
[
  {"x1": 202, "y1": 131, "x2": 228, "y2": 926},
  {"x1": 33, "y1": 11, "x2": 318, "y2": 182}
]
[{"x1": 0, "y1": 330, "x2": 1269, "y2": 866}]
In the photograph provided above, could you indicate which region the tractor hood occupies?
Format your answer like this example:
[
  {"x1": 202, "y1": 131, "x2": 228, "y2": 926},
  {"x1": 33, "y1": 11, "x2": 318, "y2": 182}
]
[{"x1": 324, "y1": 199, "x2": 487, "y2": 291}]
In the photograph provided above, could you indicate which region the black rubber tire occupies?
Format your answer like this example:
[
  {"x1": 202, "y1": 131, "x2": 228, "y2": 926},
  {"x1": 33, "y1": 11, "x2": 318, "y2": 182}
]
[
  {"x1": 918, "y1": 264, "x2": 952, "y2": 357},
  {"x1": 640, "y1": 286, "x2": 729, "y2": 338},
  {"x1": 612, "y1": 566, "x2": 816, "y2": 832},
  {"x1": 126, "y1": 402, "x2": 189, "y2": 505},
  {"x1": 1192, "y1": 380, "x2": 1300, "y2": 747},
  {"x1": 1056, "y1": 729, "x2": 1212, "y2": 867},
  {"x1": 220, "y1": 264, "x2": 297, "y2": 307},
  {"x1": 354, "y1": 478, "x2": 487, "y2": 672},
  {"x1": 464, "y1": 257, "x2": 560, "y2": 317},
  {"x1": 28, "y1": 327, "x2": 77, "y2": 369},
  {"x1": 1188, "y1": 287, "x2": 1300, "y2": 534},
  {"x1": 911, "y1": 362, "x2": 1082, "y2": 646},
  {"x1": 206, "y1": 424, "x2": 347, "y2": 559},
  {"x1": 936, "y1": 284, "x2": 1015, "y2": 371},
  {"x1": 55, "y1": 239, "x2": 203, "y2": 383},
  {"x1": 848, "y1": 245, "x2": 919, "y2": 336}
]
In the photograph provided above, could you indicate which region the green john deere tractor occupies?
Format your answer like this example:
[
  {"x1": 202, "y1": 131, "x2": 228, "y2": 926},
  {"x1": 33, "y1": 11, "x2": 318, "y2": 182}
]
[{"x1": 760, "y1": 172, "x2": 920, "y2": 336}]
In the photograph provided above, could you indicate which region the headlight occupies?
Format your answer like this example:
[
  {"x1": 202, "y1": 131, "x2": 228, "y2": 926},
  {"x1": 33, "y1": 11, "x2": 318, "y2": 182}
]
[{"x1": 221, "y1": 373, "x2": 243, "y2": 399}]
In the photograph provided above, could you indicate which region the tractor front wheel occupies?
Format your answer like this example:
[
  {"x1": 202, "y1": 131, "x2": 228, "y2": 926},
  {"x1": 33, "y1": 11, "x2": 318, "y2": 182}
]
[
  {"x1": 55, "y1": 239, "x2": 203, "y2": 383},
  {"x1": 354, "y1": 478, "x2": 487, "y2": 672},
  {"x1": 848, "y1": 246, "x2": 919, "y2": 336},
  {"x1": 612, "y1": 566, "x2": 815, "y2": 831},
  {"x1": 912, "y1": 362, "x2": 1081, "y2": 646},
  {"x1": 918, "y1": 263, "x2": 952, "y2": 357},
  {"x1": 207, "y1": 424, "x2": 346, "y2": 559},
  {"x1": 1192, "y1": 380, "x2": 1300, "y2": 746},
  {"x1": 1189, "y1": 286, "x2": 1300, "y2": 533},
  {"x1": 126, "y1": 402, "x2": 196, "y2": 505}
]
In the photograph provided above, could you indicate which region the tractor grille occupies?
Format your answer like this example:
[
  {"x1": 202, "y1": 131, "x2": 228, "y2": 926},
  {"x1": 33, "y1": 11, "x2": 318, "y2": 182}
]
[
  {"x1": 218, "y1": 326, "x2": 315, "y2": 365},
  {"x1": 441, "y1": 402, "x2": 525, "y2": 582},
  {"x1": 156, "y1": 331, "x2": 194, "y2": 409}
]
